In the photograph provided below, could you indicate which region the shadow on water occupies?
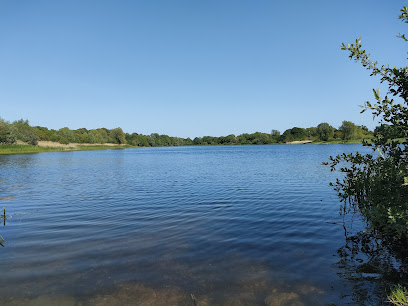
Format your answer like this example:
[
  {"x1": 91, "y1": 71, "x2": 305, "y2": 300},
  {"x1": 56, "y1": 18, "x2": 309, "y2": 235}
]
[{"x1": 335, "y1": 216, "x2": 408, "y2": 305}]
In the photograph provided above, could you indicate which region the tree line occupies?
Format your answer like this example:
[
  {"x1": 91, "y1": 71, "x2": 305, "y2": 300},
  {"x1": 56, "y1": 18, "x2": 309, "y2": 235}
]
[{"x1": 0, "y1": 117, "x2": 372, "y2": 147}]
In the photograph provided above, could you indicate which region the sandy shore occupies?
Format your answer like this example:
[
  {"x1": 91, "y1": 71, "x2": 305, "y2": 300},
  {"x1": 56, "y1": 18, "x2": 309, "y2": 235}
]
[
  {"x1": 37, "y1": 141, "x2": 126, "y2": 148},
  {"x1": 286, "y1": 140, "x2": 313, "y2": 144}
]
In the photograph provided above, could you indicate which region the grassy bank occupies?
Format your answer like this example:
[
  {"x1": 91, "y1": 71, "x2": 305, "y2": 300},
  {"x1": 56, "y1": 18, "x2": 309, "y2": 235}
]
[
  {"x1": 309, "y1": 139, "x2": 368, "y2": 144},
  {"x1": 0, "y1": 144, "x2": 133, "y2": 155},
  {"x1": 0, "y1": 139, "x2": 374, "y2": 155}
]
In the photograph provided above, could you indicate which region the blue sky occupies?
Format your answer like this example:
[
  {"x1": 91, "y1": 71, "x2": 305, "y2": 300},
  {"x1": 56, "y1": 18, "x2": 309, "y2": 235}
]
[{"x1": 0, "y1": 0, "x2": 406, "y2": 138}]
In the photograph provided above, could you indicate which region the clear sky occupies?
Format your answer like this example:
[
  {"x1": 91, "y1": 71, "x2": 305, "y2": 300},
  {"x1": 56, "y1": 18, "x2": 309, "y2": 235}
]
[{"x1": 0, "y1": 0, "x2": 406, "y2": 138}]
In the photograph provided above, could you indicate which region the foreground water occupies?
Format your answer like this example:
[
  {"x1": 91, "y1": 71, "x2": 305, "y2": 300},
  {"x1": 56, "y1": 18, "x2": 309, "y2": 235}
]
[{"x1": 0, "y1": 144, "x2": 374, "y2": 305}]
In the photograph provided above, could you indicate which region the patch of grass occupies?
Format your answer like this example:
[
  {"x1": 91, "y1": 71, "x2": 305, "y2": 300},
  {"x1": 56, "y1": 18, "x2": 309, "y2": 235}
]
[
  {"x1": 310, "y1": 139, "x2": 368, "y2": 145},
  {"x1": 0, "y1": 144, "x2": 68, "y2": 155},
  {"x1": 388, "y1": 285, "x2": 408, "y2": 306},
  {"x1": 0, "y1": 144, "x2": 134, "y2": 155},
  {"x1": 76, "y1": 145, "x2": 133, "y2": 151}
]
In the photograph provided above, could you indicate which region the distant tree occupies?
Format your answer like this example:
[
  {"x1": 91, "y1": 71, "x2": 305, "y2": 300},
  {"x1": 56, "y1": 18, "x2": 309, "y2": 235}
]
[
  {"x1": 317, "y1": 122, "x2": 334, "y2": 141},
  {"x1": 333, "y1": 129, "x2": 342, "y2": 139},
  {"x1": 218, "y1": 134, "x2": 235, "y2": 144},
  {"x1": 95, "y1": 128, "x2": 109, "y2": 143},
  {"x1": 271, "y1": 129, "x2": 280, "y2": 137},
  {"x1": 236, "y1": 133, "x2": 249, "y2": 144},
  {"x1": 137, "y1": 135, "x2": 150, "y2": 147},
  {"x1": 88, "y1": 130, "x2": 103, "y2": 144},
  {"x1": 339, "y1": 120, "x2": 357, "y2": 140},
  {"x1": 35, "y1": 126, "x2": 53, "y2": 141},
  {"x1": 126, "y1": 133, "x2": 139, "y2": 146},
  {"x1": 280, "y1": 130, "x2": 293, "y2": 142},
  {"x1": 147, "y1": 134, "x2": 156, "y2": 146},
  {"x1": 0, "y1": 118, "x2": 16, "y2": 144},
  {"x1": 305, "y1": 127, "x2": 318, "y2": 138},
  {"x1": 74, "y1": 128, "x2": 90, "y2": 143},
  {"x1": 192, "y1": 137, "x2": 201, "y2": 145},
  {"x1": 201, "y1": 136, "x2": 216, "y2": 145},
  {"x1": 58, "y1": 127, "x2": 77, "y2": 144},
  {"x1": 255, "y1": 133, "x2": 270, "y2": 144},
  {"x1": 173, "y1": 137, "x2": 184, "y2": 146},
  {"x1": 11, "y1": 119, "x2": 39, "y2": 145},
  {"x1": 280, "y1": 127, "x2": 306, "y2": 142},
  {"x1": 184, "y1": 137, "x2": 194, "y2": 146},
  {"x1": 110, "y1": 128, "x2": 126, "y2": 144}
]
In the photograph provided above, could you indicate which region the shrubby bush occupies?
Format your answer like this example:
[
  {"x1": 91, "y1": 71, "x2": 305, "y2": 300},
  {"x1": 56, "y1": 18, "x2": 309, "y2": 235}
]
[
  {"x1": 0, "y1": 118, "x2": 16, "y2": 144},
  {"x1": 10, "y1": 119, "x2": 38, "y2": 145},
  {"x1": 327, "y1": 7, "x2": 408, "y2": 245}
]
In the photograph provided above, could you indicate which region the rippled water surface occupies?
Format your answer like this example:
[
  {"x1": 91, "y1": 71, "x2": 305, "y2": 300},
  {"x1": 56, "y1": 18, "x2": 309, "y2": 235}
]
[{"x1": 0, "y1": 145, "x2": 370, "y2": 305}]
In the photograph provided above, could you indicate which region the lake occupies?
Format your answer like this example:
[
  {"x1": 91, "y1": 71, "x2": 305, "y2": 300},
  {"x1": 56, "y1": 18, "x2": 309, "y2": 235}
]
[{"x1": 0, "y1": 144, "x2": 373, "y2": 305}]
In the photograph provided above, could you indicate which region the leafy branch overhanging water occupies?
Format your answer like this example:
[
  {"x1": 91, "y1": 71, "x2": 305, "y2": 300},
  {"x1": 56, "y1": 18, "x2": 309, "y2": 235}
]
[{"x1": 325, "y1": 5, "x2": 408, "y2": 304}]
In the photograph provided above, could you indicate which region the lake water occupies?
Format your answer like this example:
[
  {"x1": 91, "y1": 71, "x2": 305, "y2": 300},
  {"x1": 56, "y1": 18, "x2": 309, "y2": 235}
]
[{"x1": 0, "y1": 145, "x2": 373, "y2": 305}]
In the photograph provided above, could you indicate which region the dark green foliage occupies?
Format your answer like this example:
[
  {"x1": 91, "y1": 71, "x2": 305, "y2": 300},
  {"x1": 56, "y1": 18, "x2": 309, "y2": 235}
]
[
  {"x1": 58, "y1": 127, "x2": 77, "y2": 144},
  {"x1": 305, "y1": 127, "x2": 318, "y2": 138},
  {"x1": 110, "y1": 128, "x2": 126, "y2": 144},
  {"x1": 74, "y1": 128, "x2": 90, "y2": 143},
  {"x1": 339, "y1": 120, "x2": 358, "y2": 140},
  {"x1": 280, "y1": 127, "x2": 306, "y2": 142},
  {"x1": 2, "y1": 118, "x2": 371, "y2": 148},
  {"x1": 88, "y1": 129, "x2": 106, "y2": 144},
  {"x1": 34, "y1": 126, "x2": 52, "y2": 141},
  {"x1": 327, "y1": 6, "x2": 408, "y2": 246},
  {"x1": 317, "y1": 122, "x2": 334, "y2": 141},
  {"x1": 11, "y1": 119, "x2": 38, "y2": 145},
  {"x1": 0, "y1": 118, "x2": 16, "y2": 145},
  {"x1": 270, "y1": 129, "x2": 280, "y2": 137}
]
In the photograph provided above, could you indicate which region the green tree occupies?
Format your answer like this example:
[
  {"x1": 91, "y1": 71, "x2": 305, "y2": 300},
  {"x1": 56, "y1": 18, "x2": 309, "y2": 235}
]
[
  {"x1": 327, "y1": 7, "x2": 408, "y2": 245},
  {"x1": 58, "y1": 127, "x2": 77, "y2": 144},
  {"x1": 95, "y1": 128, "x2": 109, "y2": 143},
  {"x1": 338, "y1": 120, "x2": 357, "y2": 140},
  {"x1": 280, "y1": 127, "x2": 306, "y2": 142},
  {"x1": 74, "y1": 128, "x2": 90, "y2": 143},
  {"x1": 193, "y1": 137, "x2": 202, "y2": 145},
  {"x1": 305, "y1": 127, "x2": 318, "y2": 139},
  {"x1": 137, "y1": 135, "x2": 150, "y2": 147},
  {"x1": 110, "y1": 128, "x2": 126, "y2": 144},
  {"x1": 35, "y1": 126, "x2": 53, "y2": 141},
  {"x1": 316, "y1": 122, "x2": 334, "y2": 141},
  {"x1": 271, "y1": 129, "x2": 280, "y2": 137},
  {"x1": 11, "y1": 119, "x2": 38, "y2": 145},
  {"x1": 0, "y1": 118, "x2": 16, "y2": 144},
  {"x1": 183, "y1": 137, "x2": 194, "y2": 146}
]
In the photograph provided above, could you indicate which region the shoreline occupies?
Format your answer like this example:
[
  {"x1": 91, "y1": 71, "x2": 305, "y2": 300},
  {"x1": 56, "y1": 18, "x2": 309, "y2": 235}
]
[
  {"x1": 0, "y1": 140, "x2": 365, "y2": 156},
  {"x1": 0, "y1": 142, "x2": 133, "y2": 155}
]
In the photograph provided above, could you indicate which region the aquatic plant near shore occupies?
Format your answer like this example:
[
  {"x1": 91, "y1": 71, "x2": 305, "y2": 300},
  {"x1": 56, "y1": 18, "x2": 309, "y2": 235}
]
[
  {"x1": 327, "y1": 5, "x2": 408, "y2": 249},
  {"x1": 388, "y1": 285, "x2": 408, "y2": 306},
  {"x1": 0, "y1": 179, "x2": 8, "y2": 246}
]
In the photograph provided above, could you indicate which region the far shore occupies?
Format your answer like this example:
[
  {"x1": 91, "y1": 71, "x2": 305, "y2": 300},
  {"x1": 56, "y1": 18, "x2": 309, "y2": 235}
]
[
  {"x1": 286, "y1": 140, "x2": 313, "y2": 144},
  {"x1": 0, "y1": 139, "x2": 367, "y2": 156},
  {"x1": 0, "y1": 141, "x2": 132, "y2": 155},
  {"x1": 36, "y1": 141, "x2": 128, "y2": 149}
]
